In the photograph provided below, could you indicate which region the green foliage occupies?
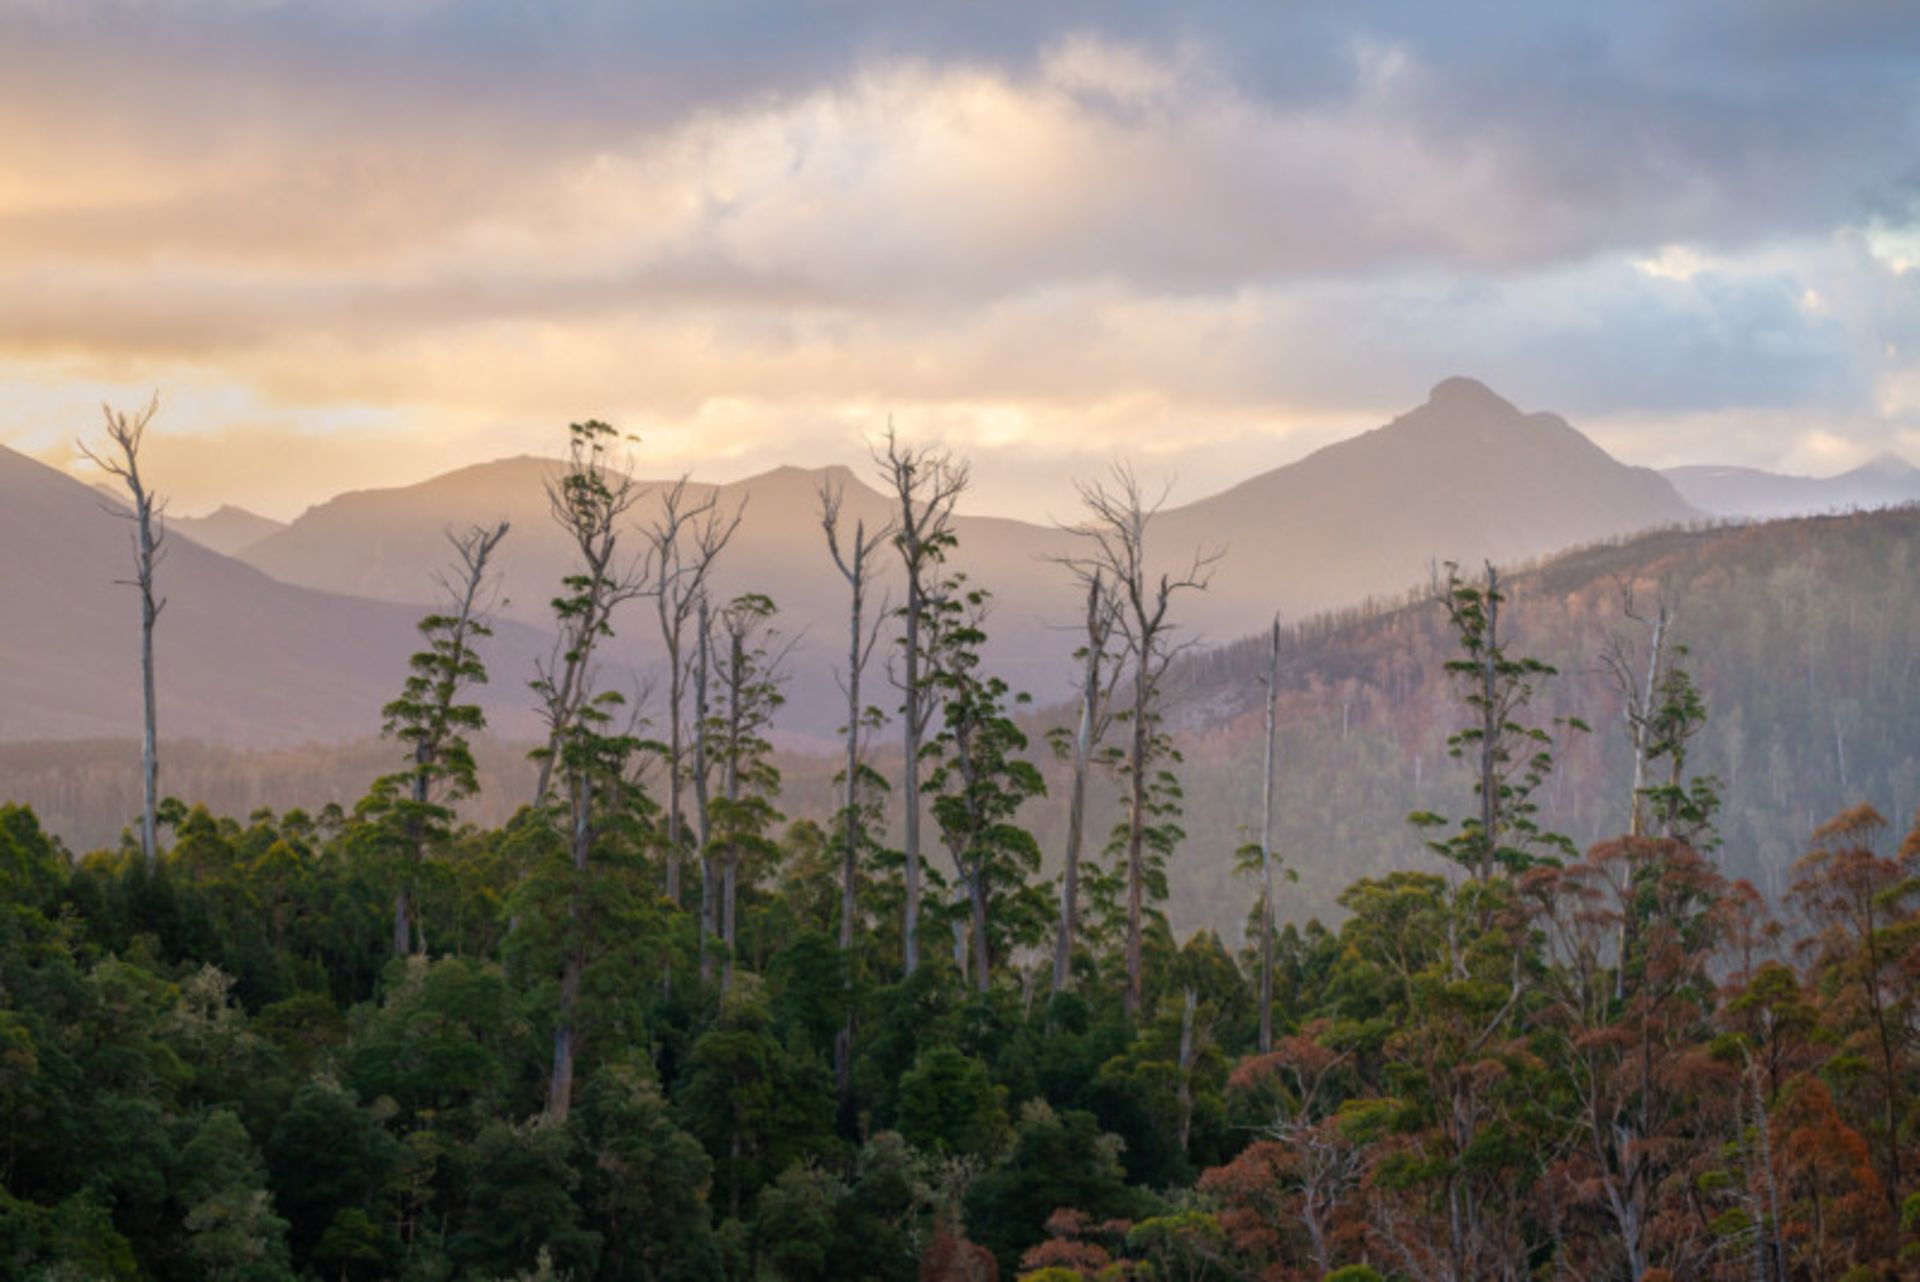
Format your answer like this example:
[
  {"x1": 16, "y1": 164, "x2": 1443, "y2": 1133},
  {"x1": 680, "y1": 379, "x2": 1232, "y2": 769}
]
[
  {"x1": 1408, "y1": 561, "x2": 1583, "y2": 880},
  {"x1": 967, "y1": 1100, "x2": 1152, "y2": 1272},
  {"x1": 897, "y1": 1045, "x2": 1007, "y2": 1158},
  {"x1": 922, "y1": 581, "x2": 1050, "y2": 987}
]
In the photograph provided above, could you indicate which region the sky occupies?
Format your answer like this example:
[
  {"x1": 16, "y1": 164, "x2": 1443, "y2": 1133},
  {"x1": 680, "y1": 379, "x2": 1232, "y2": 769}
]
[{"x1": 2, "y1": 0, "x2": 1919, "y2": 520}]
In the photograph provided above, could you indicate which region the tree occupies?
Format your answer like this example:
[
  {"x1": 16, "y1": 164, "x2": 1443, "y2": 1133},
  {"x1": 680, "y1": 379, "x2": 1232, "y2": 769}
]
[
  {"x1": 645, "y1": 478, "x2": 742, "y2": 908},
  {"x1": 1529, "y1": 838, "x2": 1730, "y2": 1280},
  {"x1": 528, "y1": 419, "x2": 655, "y2": 1121},
  {"x1": 897, "y1": 1046, "x2": 1006, "y2": 1159},
  {"x1": 175, "y1": 1108, "x2": 293, "y2": 1282},
  {"x1": 529, "y1": 419, "x2": 650, "y2": 807},
  {"x1": 1789, "y1": 804, "x2": 1915, "y2": 1210},
  {"x1": 923, "y1": 582, "x2": 1048, "y2": 992},
  {"x1": 1046, "y1": 567, "x2": 1120, "y2": 995},
  {"x1": 1410, "y1": 561, "x2": 1584, "y2": 888},
  {"x1": 365, "y1": 521, "x2": 509, "y2": 957},
  {"x1": 707, "y1": 592, "x2": 791, "y2": 989},
  {"x1": 965, "y1": 1100, "x2": 1148, "y2": 1273},
  {"x1": 574, "y1": 1062, "x2": 722, "y2": 1280},
  {"x1": 80, "y1": 394, "x2": 167, "y2": 865},
  {"x1": 456, "y1": 1119, "x2": 598, "y2": 1278},
  {"x1": 875, "y1": 427, "x2": 968, "y2": 978},
  {"x1": 680, "y1": 979, "x2": 835, "y2": 1218},
  {"x1": 1256, "y1": 615, "x2": 1282, "y2": 1053},
  {"x1": 820, "y1": 476, "x2": 891, "y2": 1089},
  {"x1": 1066, "y1": 464, "x2": 1217, "y2": 1018},
  {"x1": 265, "y1": 1081, "x2": 402, "y2": 1271}
]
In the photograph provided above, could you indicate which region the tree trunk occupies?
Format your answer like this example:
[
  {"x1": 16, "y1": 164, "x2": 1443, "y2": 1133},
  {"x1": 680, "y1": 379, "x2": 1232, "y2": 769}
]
[
  {"x1": 903, "y1": 574, "x2": 923, "y2": 977},
  {"x1": 665, "y1": 688, "x2": 684, "y2": 905},
  {"x1": 1053, "y1": 576, "x2": 1103, "y2": 995},
  {"x1": 1125, "y1": 656, "x2": 1148, "y2": 1019},
  {"x1": 139, "y1": 564, "x2": 158, "y2": 866},
  {"x1": 1259, "y1": 617, "x2": 1280, "y2": 1054},
  {"x1": 694, "y1": 598, "x2": 715, "y2": 983},
  {"x1": 721, "y1": 629, "x2": 743, "y2": 991},
  {"x1": 548, "y1": 946, "x2": 582, "y2": 1121},
  {"x1": 547, "y1": 772, "x2": 592, "y2": 1121},
  {"x1": 970, "y1": 869, "x2": 991, "y2": 992},
  {"x1": 1478, "y1": 564, "x2": 1499, "y2": 884},
  {"x1": 836, "y1": 559, "x2": 864, "y2": 1094}
]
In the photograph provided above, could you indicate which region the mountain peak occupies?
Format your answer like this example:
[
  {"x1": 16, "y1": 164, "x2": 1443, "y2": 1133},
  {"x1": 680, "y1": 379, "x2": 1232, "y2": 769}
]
[
  {"x1": 1851, "y1": 451, "x2": 1918, "y2": 479},
  {"x1": 1425, "y1": 376, "x2": 1521, "y2": 417}
]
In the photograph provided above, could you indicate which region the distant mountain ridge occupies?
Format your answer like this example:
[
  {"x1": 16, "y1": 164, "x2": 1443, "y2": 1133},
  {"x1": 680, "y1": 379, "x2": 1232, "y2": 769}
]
[
  {"x1": 236, "y1": 377, "x2": 1699, "y2": 735},
  {"x1": 1664, "y1": 452, "x2": 1920, "y2": 519},
  {"x1": 171, "y1": 504, "x2": 286, "y2": 557},
  {"x1": 0, "y1": 443, "x2": 551, "y2": 745}
]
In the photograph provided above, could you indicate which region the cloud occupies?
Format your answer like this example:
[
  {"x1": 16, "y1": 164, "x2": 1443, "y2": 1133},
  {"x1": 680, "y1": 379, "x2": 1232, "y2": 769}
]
[{"x1": 2, "y1": 2, "x2": 1920, "y2": 511}]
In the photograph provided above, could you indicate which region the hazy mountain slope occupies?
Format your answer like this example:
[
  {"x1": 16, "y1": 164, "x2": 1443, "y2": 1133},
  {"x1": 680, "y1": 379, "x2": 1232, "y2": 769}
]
[
  {"x1": 0, "y1": 444, "x2": 549, "y2": 745},
  {"x1": 170, "y1": 504, "x2": 287, "y2": 556},
  {"x1": 12, "y1": 508, "x2": 1917, "y2": 941},
  {"x1": 1158, "y1": 376, "x2": 1699, "y2": 637},
  {"x1": 1156, "y1": 505, "x2": 1920, "y2": 934},
  {"x1": 239, "y1": 378, "x2": 1698, "y2": 734},
  {"x1": 1665, "y1": 453, "x2": 1920, "y2": 519}
]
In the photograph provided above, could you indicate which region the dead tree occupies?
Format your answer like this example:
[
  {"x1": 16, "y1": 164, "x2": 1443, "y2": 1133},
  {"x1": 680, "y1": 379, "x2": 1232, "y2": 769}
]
[
  {"x1": 1067, "y1": 464, "x2": 1218, "y2": 1018},
  {"x1": 821, "y1": 478, "x2": 891, "y2": 1087},
  {"x1": 1047, "y1": 567, "x2": 1121, "y2": 994},
  {"x1": 80, "y1": 396, "x2": 166, "y2": 865},
  {"x1": 645, "y1": 479, "x2": 743, "y2": 906},
  {"x1": 1600, "y1": 582, "x2": 1676, "y2": 841},
  {"x1": 875, "y1": 427, "x2": 969, "y2": 977}
]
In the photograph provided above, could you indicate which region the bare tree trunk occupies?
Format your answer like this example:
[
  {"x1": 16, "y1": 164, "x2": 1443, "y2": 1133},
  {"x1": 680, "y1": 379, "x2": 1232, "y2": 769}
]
[
  {"x1": 81, "y1": 397, "x2": 166, "y2": 866},
  {"x1": 721, "y1": 627, "x2": 743, "y2": 991},
  {"x1": 903, "y1": 571, "x2": 925, "y2": 977},
  {"x1": 876, "y1": 431, "x2": 967, "y2": 979},
  {"x1": 548, "y1": 771, "x2": 593, "y2": 1121},
  {"x1": 647, "y1": 481, "x2": 742, "y2": 908},
  {"x1": 1052, "y1": 573, "x2": 1108, "y2": 994},
  {"x1": 1259, "y1": 616, "x2": 1280, "y2": 1054},
  {"x1": 139, "y1": 569, "x2": 159, "y2": 865},
  {"x1": 1126, "y1": 656, "x2": 1149, "y2": 1018},
  {"x1": 821, "y1": 483, "x2": 887, "y2": 1094},
  {"x1": 694, "y1": 596, "x2": 715, "y2": 984},
  {"x1": 1478, "y1": 563, "x2": 1500, "y2": 885},
  {"x1": 1061, "y1": 466, "x2": 1217, "y2": 1022}
]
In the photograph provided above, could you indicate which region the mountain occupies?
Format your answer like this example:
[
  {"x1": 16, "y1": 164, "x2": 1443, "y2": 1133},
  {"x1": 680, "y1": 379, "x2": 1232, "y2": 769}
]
[
  {"x1": 238, "y1": 378, "x2": 1698, "y2": 735},
  {"x1": 170, "y1": 504, "x2": 286, "y2": 556},
  {"x1": 0, "y1": 444, "x2": 550, "y2": 746},
  {"x1": 12, "y1": 507, "x2": 1917, "y2": 942},
  {"x1": 1664, "y1": 452, "x2": 1920, "y2": 519}
]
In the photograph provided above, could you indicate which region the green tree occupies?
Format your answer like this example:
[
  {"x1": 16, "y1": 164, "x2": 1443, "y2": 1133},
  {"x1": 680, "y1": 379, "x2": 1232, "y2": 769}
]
[
  {"x1": 361, "y1": 520, "x2": 509, "y2": 957},
  {"x1": 175, "y1": 1108, "x2": 293, "y2": 1282},
  {"x1": 574, "y1": 1061, "x2": 721, "y2": 1281},
  {"x1": 922, "y1": 581, "x2": 1048, "y2": 992},
  {"x1": 897, "y1": 1045, "x2": 1006, "y2": 1159}
]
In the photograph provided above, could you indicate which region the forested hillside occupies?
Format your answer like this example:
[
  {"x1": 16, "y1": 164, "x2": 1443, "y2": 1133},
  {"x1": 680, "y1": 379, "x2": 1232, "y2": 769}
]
[
  {"x1": 1165, "y1": 505, "x2": 1920, "y2": 932},
  {"x1": 5, "y1": 424, "x2": 1920, "y2": 1278}
]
